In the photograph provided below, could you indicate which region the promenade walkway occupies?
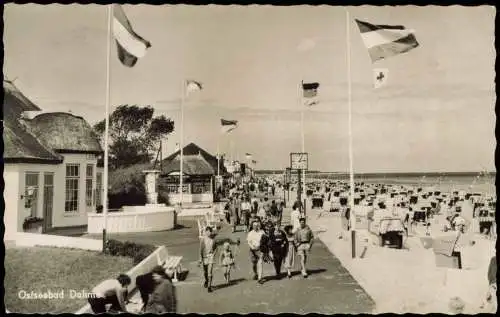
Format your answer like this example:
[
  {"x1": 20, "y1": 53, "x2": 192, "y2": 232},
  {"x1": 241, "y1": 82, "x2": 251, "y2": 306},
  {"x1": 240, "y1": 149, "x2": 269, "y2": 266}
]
[{"x1": 98, "y1": 192, "x2": 374, "y2": 314}]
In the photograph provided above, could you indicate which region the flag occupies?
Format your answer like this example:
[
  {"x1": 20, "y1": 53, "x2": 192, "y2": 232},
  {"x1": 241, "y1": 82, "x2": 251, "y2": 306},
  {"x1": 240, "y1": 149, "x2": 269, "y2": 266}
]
[
  {"x1": 112, "y1": 4, "x2": 151, "y2": 67},
  {"x1": 373, "y1": 68, "x2": 388, "y2": 89},
  {"x1": 221, "y1": 119, "x2": 238, "y2": 133},
  {"x1": 302, "y1": 82, "x2": 320, "y2": 98},
  {"x1": 252, "y1": 160, "x2": 257, "y2": 164},
  {"x1": 304, "y1": 99, "x2": 319, "y2": 107},
  {"x1": 245, "y1": 153, "x2": 252, "y2": 160},
  {"x1": 355, "y1": 19, "x2": 419, "y2": 63},
  {"x1": 186, "y1": 80, "x2": 203, "y2": 95}
]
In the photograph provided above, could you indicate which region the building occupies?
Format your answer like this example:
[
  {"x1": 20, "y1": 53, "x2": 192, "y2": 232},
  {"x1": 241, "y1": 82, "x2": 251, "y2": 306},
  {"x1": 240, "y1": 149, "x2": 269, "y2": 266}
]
[
  {"x1": 3, "y1": 79, "x2": 103, "y2": 239},
  {"x1": 159, "y1": 143, "x2": 225, "y2": 205}
]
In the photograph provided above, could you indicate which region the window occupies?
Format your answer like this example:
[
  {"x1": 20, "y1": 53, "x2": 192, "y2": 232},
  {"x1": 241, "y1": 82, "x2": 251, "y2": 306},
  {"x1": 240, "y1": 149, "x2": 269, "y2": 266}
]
[
  {"x1": 95, "y1": 172, "x2": 102, "y2": 207},
  {"x1": 164, "y1": 184, "x2": 189, "y2": 194},
  {"x1": 65, "y1": 164, "x2": 80, "y2": 212},
  {"x1": 192, "y1": 182, "x2": 210, "y2": 194},
  {"x1": 25, "y1": 173, "x2": 39, "y2": 217},
  {"x1": 86, "y1": 164, "x2": 94, "y2": 207}
]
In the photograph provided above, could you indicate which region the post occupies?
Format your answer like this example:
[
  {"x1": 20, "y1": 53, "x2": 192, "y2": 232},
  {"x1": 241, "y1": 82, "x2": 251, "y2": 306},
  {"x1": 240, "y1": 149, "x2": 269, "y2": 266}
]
[
  {"x1": 300, "y1": 96, "x2": 306, "y2": 205},
  {"x1": 159, "y1": 138, "x2": 163, "y2": 173},
  {"x1": 297, "y1": 169, "x2": 302, "y2": 212},
  {"x1": 345, "y1": 8, "x2": 356, "y2": 258},
  {"x1": 179, "y1": 79, "x2": 185, "y2": 206},
  {"x1": 102, "y1": 4, "x2": 113, "y2": 252}
]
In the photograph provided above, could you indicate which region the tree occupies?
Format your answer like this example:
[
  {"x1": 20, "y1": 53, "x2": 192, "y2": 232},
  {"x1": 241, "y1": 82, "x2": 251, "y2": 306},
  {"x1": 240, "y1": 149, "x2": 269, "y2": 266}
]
[{"x1": 93, "y1": 105, "x2": 174, "y2": 169}]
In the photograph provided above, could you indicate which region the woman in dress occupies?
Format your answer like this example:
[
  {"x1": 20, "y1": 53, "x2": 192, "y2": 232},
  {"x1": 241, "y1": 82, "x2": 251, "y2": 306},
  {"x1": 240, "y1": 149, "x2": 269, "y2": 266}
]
[{"x1": 283, "y1": 225, "x2": 297, "y2": 278}]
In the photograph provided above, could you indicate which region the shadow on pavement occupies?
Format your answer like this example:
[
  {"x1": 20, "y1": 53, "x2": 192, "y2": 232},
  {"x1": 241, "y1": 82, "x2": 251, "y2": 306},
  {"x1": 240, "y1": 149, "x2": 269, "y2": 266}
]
[{"x1": 212, "y1": 278, "x2": 247, "y2": 290}]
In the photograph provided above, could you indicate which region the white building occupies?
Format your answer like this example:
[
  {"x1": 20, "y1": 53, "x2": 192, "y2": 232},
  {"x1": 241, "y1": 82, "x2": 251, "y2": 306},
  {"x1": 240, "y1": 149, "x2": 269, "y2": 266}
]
[{"x1": 3, "y1": 79, "x2": 103, "y2": 240}]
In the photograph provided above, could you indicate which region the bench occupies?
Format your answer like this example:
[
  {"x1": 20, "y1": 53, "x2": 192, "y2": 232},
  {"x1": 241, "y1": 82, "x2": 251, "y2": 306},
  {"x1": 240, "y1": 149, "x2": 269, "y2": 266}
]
[
  {"x1": 155, "y1": 247, "x2": 184, "y2": 283},
  {"x1": 162, "y1": 256, "x2": 184, "y2": 283}
]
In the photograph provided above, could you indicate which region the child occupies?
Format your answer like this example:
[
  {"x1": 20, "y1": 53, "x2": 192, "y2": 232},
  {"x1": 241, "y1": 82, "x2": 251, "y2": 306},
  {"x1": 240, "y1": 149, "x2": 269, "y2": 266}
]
[{"x1": 219, "y1": 242, "x2": 236, "y2": 284}]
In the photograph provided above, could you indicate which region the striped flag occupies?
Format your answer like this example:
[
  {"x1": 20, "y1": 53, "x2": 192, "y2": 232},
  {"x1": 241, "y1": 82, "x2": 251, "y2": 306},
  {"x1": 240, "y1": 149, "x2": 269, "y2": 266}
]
[
  {"x1": 221, "y1": 119, "x2": 238, "y2": 133},
  {"x1": 373, "y1": 68, "x2": 388, "y2": 89},
  {"x1": 186, "y1": 80, "x2": 203, "y2": 96},
  {"x1": 302, "y1": 82, "x2": 320, "y2": 98},
  {"x1": 355, "y1": 19, "x2": 419, "y2": 63},
  {"x1": 112, "y1": 4, "x2": 151, "y2": 67}
]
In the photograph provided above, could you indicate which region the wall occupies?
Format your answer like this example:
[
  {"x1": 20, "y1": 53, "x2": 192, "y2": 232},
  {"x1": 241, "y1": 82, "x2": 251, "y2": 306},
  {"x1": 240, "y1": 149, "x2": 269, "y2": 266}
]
[
  {"x1": 87, "y1": 207, "x2": 175, "y2": 234},
  {"x1": 14, "y1": 232, "x2": 103, "y2": 251},
  {"x1": 3, "y1": 164, "x2": 20, "y2": 240}
]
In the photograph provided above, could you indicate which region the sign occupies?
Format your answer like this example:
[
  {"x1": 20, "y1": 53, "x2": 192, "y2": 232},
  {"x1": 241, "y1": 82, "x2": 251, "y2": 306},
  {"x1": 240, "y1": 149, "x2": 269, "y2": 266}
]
[
  {"x1": 290, "y1": 152, "x2": 308, "y2": 170},
  {"x1": 285, "y1": 167, "x2": 291, "y2": 183}
]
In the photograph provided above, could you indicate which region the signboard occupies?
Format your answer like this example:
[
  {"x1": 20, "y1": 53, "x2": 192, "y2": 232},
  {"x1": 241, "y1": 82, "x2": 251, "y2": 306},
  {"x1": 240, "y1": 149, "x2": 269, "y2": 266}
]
[
  {"x1": 290, "y1": 152, "x2": 308, "y2": 170},
  {"x1": 285, "y1": 167, "x2": 291, "y2": 183}
]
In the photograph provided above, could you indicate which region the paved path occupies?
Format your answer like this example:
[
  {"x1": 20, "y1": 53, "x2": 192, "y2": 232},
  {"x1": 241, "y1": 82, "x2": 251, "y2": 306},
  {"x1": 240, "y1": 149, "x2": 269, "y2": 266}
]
[{"x1": 105, "y1": 191, "x2": 374, "y2": 313}]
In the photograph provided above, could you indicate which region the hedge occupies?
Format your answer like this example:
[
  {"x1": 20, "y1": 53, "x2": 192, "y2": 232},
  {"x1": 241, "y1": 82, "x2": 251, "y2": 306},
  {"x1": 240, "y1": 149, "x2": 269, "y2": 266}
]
[{"x1": 105, "y1": 239, "x2": 157, "y2": 265}]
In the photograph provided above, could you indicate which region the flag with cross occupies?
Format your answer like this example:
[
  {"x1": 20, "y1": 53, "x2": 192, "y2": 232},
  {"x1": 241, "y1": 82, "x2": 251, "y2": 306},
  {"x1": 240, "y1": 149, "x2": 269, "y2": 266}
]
[{"x1": 373, "y1": 68, "x2": 388, "y2": 89}]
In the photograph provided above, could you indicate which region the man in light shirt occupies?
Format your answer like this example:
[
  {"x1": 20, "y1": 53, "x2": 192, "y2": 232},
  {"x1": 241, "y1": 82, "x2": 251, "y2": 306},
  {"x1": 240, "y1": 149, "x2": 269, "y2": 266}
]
[
  {"x1": 247, "y1": 220, "x2": 266, "y2": 284},
  {"x1": 88, "y1": 274, "x2": 131, "y2": 313}
]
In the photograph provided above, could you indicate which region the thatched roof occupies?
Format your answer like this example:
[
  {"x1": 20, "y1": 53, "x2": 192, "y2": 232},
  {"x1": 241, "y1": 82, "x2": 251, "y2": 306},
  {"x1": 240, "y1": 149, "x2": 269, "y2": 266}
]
[
  {"x1": 162, "y1": 153, "x2": 215, "y2": 176},
  {"x1": 3, "y1": 80, "x2": 41, "y2": 117},
  {"x1": 162, "y1": 142, "x2": 226, "y2": 174},
  {"x1": 29, "y1": 112, "x2": 103, "y2": 154},
  {"x1": 3, "y1": 80, "x2": 62, "y2": 163}
]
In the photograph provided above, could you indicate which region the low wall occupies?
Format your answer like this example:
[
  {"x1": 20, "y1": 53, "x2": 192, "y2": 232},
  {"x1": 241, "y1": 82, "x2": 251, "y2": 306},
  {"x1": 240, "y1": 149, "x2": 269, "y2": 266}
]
[
  {"x1": 87, "y1": 206, "x2": 175, "y2": 234},
  {"x1": 75, "y1": 246, "x2": 169, "y2": 314},
  {"x1": 13, "y1": 232, "x2": 102, "y2": 251},
  {"x1": 169, "y1": 193, "x2": 213, "y2": 205}
]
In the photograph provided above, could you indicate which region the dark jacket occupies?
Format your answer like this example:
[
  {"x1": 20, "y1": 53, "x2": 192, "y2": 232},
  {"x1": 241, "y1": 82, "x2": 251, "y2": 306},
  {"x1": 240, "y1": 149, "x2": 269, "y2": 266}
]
[
  {"x1": 269, "y1": 229, "x2": 288, "y2": 255},
  {"x1": 487, "y1": 256, "x2": 496, "y2": 285},
  {"x1": 145, "y1": 279, "x2": 177, "y2": 313}
]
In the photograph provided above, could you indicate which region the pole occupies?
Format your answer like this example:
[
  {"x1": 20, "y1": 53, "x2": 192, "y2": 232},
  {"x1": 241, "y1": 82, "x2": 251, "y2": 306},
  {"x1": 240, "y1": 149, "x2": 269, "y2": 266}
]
[
  {"x1": 300, "y1": 83, "x2": 306, "y2": 211},
  {"x1": 217, "y1": 138, "x2": 220, "y2": 177},
  {"x1": 298, "y1": 169, "x2": 302, "y2": 211},
  {"x1": 102, "y1": 4, "x2": 112, "y2": 253},
  {"x1": 159, "y1": 138, "x2": 163, "y2": 172},
  {"x1": 179, "y1": 79, "x2": 185, "y2": 206},
  {"x1": 345, "y1": 8, "x2": 356, "y2": 259}
]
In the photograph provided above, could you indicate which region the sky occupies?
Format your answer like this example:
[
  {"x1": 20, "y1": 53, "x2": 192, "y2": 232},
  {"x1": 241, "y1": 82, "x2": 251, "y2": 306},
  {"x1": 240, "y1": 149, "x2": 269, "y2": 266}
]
[{"x1": 3, "y1": 4, "x2": 496, "y2": 173}]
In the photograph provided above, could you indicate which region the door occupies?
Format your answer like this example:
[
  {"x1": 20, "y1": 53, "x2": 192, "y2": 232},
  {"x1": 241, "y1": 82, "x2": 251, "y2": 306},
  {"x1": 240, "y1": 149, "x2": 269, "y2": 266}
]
[{"x1": 43, "y1": 173, "x2": 54, "y2": 233}]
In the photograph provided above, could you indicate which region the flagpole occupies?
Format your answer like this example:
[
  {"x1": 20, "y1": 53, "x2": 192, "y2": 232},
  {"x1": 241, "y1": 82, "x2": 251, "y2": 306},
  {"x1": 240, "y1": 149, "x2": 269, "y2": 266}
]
[
  {"x1": 345, "y1": 8, "x2": 356, "y2": 259},
  {"x1": 102, "y1": 4, "x2": 112, "y2": 252},
  {"x1": 300, "y1": 89, "x2": 306, "y2": 211},
  {"x1": 217, "y1": 138, "x2": 220, "y2": 177},
  {"x1": 179, "y1": 79, "x2": 185, "y2": 206}
]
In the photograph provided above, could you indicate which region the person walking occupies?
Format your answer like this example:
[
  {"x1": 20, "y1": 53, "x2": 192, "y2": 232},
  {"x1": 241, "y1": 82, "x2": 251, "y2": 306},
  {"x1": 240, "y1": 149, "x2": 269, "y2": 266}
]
[
  {"x1": 283, "y1": 225, "x2": 297, "y2": 279},
  {"x1": 241, "y1": 197, "x2": 252, "y2": 233},
  {"x1": 219, "y1": 242, "x2": 236, "y2": 285},
  {"x1": 290, "y1": 204, "x2": 302, "y2": 233},
  {"x1": 199, "y1": 226, "x2": 240, "y2": 293},
  {"x1": 88, "y1": 274, "x2": 131, "y2": 314},
  {"x1": 247, "y1": 219, "x2": 266, "y2": 284},
  {"x1": 269, "y1": 222, "x2": 288, "y2": 279},
  {"x1": 295, "y1": 217, "x2": 314, "y2": 278},
  {"x1": 144, "y1": 266, "x2": 177, "y2": 313}
]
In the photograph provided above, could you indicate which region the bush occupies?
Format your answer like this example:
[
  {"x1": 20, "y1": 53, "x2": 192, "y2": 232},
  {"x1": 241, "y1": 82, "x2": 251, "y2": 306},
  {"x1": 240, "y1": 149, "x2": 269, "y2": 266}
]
[{"x1": 105, "y1": 239, "x2": 157, "y2": 265}]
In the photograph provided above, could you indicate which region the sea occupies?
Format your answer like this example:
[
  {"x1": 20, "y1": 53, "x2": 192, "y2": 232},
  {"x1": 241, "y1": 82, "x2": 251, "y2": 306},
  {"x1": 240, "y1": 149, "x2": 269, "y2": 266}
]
[{"x1": 303, "y1": 174, "x2": 496, "y2": 196}]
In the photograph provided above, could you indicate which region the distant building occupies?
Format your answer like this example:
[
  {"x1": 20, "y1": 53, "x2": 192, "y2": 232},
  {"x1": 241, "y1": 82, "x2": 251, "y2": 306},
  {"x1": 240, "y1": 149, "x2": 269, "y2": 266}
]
[
  {"x1": 3, "y1": 79, "x2": 103, "y2": 239},
  {"x1": 159, "y1": 143, "x2": 226, "y2": 205}
]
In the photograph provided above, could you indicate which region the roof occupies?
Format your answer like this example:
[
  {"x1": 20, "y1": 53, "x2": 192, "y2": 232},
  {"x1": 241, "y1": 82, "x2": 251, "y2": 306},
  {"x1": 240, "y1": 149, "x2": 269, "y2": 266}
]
[
  {"x1": 162, "y1": 142, "x2": 226, "y2": 174},
  {"x1": 28, "y1": 112, "x2": 103, "y2": 154},
  {"x1": 161, "y1": 153, "x2": 215, "y2": 176},
  {"x1": 3, "y1": 80, "x2": 62, "y2": 164},
  {"x1": 3, "y1": 121, "x2": 63, "y2": 164}
]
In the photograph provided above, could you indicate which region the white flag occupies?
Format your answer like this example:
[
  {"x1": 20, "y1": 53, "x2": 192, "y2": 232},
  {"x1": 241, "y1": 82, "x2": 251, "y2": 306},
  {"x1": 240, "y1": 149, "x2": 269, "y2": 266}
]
[{"x1": 373, "y1": 68, "x2": 388, "y2": 89}]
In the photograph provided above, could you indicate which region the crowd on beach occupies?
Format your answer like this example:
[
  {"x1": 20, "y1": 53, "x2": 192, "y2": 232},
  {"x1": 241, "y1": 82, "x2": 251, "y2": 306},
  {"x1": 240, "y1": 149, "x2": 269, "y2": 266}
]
[{"x1": 85, "y1": 176, "x2": 496, "y2": 314}]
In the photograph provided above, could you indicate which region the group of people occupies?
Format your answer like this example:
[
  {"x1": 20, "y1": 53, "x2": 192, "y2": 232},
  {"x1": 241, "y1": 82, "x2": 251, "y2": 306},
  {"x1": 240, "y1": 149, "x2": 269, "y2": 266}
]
[
  {"x1": 87, "y1": 266, "x2": 177, "y2": 314},
  {"x1": 199, "y1": 180, "x2": 315, "y2": 293}
]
